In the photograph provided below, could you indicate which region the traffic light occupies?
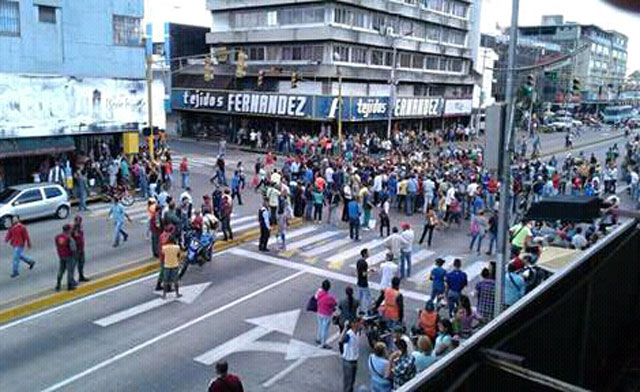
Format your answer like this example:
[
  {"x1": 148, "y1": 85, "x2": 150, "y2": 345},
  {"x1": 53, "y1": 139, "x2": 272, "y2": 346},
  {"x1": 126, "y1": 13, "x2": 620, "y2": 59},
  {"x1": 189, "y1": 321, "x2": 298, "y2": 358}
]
[
  {"x1": 215, "y1": 47, "x2": 228, "y2": 63},
  {"x1": 235, "y1": 50, "x2": 248, "y2": 78},
  {"x1": 257, "y1": 70, "x2": 265, "y2": 87},
  {"x1": 204, "y1": 55, "x2": 213, "y2": 82},
  {"x1": 572, "y1": 78, "x2": 581, "y2": 93},
  {"x1": 291, "y1": 71, "x2": 302, "y2": 88}
]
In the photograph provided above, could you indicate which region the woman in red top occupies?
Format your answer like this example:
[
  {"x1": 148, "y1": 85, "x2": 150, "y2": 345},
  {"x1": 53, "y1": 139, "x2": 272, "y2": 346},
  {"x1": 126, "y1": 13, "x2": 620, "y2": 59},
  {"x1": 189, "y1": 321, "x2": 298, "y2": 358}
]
[{"x1": 315, "y1": 279, "x2": 337, "y2": 349}]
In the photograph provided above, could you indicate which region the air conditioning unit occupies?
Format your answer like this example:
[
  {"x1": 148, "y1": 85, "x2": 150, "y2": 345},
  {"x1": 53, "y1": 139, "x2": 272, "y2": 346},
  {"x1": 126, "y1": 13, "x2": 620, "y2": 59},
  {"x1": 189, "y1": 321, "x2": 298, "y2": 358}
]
[{"x1": 386, "y1": 26, "x2": 394, "y2": 36}]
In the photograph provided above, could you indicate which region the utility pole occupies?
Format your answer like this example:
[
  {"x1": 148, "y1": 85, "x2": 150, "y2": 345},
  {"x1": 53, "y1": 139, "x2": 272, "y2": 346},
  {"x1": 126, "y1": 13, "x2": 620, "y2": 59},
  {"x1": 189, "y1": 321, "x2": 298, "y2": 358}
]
[
  {"x1": 146, "y1": 54, "x2": 155, "y2": 157},
  {"x1": 387, "y1": 42, "x2": 398, "y2": 140},
  {"x1": 338, "y1": 67, "x2": 343, "y2": 146},
  {"x1": 494, "y1": 0, "x2": 519, "y2": 319}
]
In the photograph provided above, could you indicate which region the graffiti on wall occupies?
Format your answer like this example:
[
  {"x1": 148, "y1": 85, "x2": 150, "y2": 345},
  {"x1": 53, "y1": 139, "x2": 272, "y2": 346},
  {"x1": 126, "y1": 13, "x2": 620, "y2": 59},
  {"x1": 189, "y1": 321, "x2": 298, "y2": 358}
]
[{"x1": 0, "y1": 74, "x2": 147, "y2": 137}]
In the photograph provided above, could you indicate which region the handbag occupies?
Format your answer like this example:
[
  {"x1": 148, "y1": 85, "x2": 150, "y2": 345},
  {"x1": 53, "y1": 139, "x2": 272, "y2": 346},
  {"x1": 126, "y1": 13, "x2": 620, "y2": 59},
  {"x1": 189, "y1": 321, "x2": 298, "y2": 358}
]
[{"x1": 306, "y1": 295, "x2": 318, "y2": 312}]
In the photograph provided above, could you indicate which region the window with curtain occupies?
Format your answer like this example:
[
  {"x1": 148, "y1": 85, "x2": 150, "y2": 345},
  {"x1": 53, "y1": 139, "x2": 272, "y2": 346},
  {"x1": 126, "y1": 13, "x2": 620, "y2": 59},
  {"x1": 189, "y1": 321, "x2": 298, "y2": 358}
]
[
  {"x1": 113, "y1": 15, "x2": 141, "y2": 46},
  {"x1": 0, "y1": 0, "x2": 20, "y2": 36}
]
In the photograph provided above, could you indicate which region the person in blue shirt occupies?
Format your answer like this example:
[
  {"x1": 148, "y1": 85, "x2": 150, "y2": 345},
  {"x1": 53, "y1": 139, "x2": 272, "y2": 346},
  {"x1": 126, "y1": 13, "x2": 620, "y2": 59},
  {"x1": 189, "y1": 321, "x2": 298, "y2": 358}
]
[
  {"x1": 231, "y1": 171, "x2": 243, "y2": 205},
  {"x1": 504, "y1": 263, "x2": 526, "y2": 307},
  {"x1": 108, "y1": 197, "x2": 131, "y2": 248},
  {"x1": 445, "y1": 258, "x2": 468, "y2": 317},
  {"x1": 347, "y1": 198, "x2": 361, "y2": 241},
  {"x1": 429, "y1": 258, "x2": 446, "y2": 303},
  {"x1": 406, "y1": 176, "x2": 418, "y2": 216}
]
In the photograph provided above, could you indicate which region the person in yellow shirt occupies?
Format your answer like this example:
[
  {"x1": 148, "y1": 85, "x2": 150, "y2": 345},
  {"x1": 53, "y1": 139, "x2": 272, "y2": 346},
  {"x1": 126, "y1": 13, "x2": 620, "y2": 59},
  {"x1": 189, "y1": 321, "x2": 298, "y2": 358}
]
[{"x1": 162, "y1": 238, "x2": 183, "y2": 299}]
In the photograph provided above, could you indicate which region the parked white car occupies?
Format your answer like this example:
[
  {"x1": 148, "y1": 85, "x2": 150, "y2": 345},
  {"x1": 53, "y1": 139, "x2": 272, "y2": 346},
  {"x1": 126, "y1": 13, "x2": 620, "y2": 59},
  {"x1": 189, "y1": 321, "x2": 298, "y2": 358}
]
[{"x1": 0, "y1": 183, "x2": 70, "y2": 229}]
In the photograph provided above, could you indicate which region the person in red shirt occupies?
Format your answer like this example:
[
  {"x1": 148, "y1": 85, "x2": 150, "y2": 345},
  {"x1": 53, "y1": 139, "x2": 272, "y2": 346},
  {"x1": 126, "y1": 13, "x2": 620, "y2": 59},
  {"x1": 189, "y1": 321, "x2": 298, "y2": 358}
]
[
  {"x1": 4, "y1": 216, "x2": 35, "y2": 278},
  {"x1": 163, "y1": 159, "x2": 173, "y2": 191},
  {"x1": 179, "y1": 157, "x2": 189, "y2": 189},
  {"x1": 72, "y1": 215, "x2": 89, "y2": 282},
  {"x1": 208, "y1": 361, "x2": 244, "y2": 392},
  {"x1": 55, "y1": 224, "x2": 77, "y2": 291}
]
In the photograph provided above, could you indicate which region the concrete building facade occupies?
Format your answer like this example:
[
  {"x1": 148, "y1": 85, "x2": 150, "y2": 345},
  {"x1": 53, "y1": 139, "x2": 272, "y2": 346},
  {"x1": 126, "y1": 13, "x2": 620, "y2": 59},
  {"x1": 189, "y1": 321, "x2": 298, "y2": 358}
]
[
  {"x1": 0, "y1": 0, "x2": 146, "y2": 185},
  {"x1": 171, "y1": 0, "x2": 481, "y2": 138}
]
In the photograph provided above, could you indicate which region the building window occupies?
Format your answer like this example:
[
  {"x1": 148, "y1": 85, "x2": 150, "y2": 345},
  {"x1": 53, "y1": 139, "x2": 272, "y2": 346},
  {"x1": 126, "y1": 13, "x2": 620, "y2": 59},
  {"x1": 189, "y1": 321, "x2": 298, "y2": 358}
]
[
  {"x1": 0, "y1": 0, "x2": 20, "y2": 36},
  {"x1": 439, "y1": 57, "x2": 449, "y2": 71},
  {"x1": 334, "y1": 7, "x2": 352, "y2": 25},
  {"x1": 449, "y1": 58, "x2": 463, "y2": 72},
  {"x1": 351, "y1": 47, "x2": 367, "y2": 64},
  {"x1": 282, "y1": 44, "x2": 324, "y2": 61},
  {"x1": 333, "y1": 44, "x2": 349, "y2": 62},
  {"x1": 38, "y1": 5, "x2": 56, "y2": 24},
  {"x1": 399, "y1": 53, "x2": 412, "y2": 68},
  {"x1": 453, "y1": 1, "x2": 467, "y2": 17},
  {"x1": 427, "y1": 0, "x2": 444, "y2": 12},
  {"x1": 412, "y1": 54, "x2": 425, "y2": 69},
  {"x1": 280, "y1": 7, "x2": 324, "y2": 25},
  {"x1": 425, "y1": 55, "x2": 439, "y2": 70},
  {"x1": 152, "y1": 42, "x2": 165, "y2": 56},
  {"x1": 426, "y1": 24, "x2": 440, "y2": 41},
  {"x1": 113, "y1": 15, "x2": 141, "y2": 46},
  {"x1": 249, "y1": 47, "x2": 265, "y2": 61},
  {"x1": 352, "y1": 10, "x2": 367, "y2": 28},
  {"x1": 371, "y1": 49, "x2": 392, "y2": 66},
  {"x1": 372, "y1": 13, "x2": 385, "y2": 32}
]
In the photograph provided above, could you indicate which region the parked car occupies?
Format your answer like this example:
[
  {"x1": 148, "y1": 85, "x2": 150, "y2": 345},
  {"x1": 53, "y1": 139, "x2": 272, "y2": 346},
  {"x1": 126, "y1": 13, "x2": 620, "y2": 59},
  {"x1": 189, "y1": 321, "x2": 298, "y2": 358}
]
[
  {"x1": 550, "y1": 116, "x2": 582, "y2": 131},
  {"x1": 0, "y1": 183, "x2": 70, "y2": 229}
]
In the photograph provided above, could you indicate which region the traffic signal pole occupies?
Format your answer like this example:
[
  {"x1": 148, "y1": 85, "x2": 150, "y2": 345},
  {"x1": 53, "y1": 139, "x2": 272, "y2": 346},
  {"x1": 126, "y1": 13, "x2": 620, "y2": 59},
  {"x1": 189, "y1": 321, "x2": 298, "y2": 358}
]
[
  {"x1": 494, "y1": 0, "x2": 519, "y2": 319},
  {"x1": 146, "y1": 55, "x2": 155, "y2": 157}
]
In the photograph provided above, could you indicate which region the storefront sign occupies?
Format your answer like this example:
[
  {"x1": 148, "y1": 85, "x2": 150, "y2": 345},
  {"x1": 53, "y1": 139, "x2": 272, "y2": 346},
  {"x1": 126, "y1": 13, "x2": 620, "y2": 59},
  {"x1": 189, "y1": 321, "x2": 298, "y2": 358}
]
[
  {"x1": 444, "y1": 99, "x2": 473, "y2": 116},
  {"x1": 172, "y1": 89, "x2": 465, "y2": 121},
  {"x1": 394, "y1": 97, "x2": 443, "y2": 118},
  {"x1": 176, "y1": 89, "x2": 311, "y2": 118}
]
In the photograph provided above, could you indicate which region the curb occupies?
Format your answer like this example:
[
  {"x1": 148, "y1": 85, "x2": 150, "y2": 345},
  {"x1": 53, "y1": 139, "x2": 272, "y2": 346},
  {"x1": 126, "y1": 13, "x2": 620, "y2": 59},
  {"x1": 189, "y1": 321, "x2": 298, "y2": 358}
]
[
  {"x1": 0, "y1": 218, "x2": 303, "y2": 325},
  {"x1": 540, "y1": 132, "x2": 624, "y2": 158}
]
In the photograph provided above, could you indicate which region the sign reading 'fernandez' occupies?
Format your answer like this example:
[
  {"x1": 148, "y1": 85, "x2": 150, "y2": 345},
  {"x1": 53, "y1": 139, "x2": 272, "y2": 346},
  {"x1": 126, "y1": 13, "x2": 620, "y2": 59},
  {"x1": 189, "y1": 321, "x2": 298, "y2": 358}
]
[{"x1": 179, "y1": 90, "x2": 309, "y2": 117}]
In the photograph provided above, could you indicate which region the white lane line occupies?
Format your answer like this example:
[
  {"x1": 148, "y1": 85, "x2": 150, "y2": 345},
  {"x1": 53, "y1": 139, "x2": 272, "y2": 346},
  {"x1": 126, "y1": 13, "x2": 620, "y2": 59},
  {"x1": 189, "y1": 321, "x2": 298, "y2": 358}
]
[
  {"x1": 230, "y1": 248, "x2": 429, "y2": 302},
  {"x1": 0, "y1": 274, "x2": 156, "y2": 332},
  {"x1": 230, "y1": 216, "x2": 254, "y2": 226},
  {"x1": 283, "y1": 232, "x2": 340, "y2": 251},
  {"x1": 261, "y1": 332, "x2": 340, "y2": 388},
  {"x1": 264, "y1": 226, "x2": 318, "y2": 246},
  {"x1": 463, "y1": 261, "x2": 487, "y2": 284},
  {"x1": 353, "y1": 249, "x2": 435, "y2": 269},
  {"x1": 232, "y1": 222, "x2": 259, "y2": 233},
  {"x1": 327, "y1": 239, "x2": 385, "y2": 262},
  {"x1": 301, "y1": 238, "x2": 351, "y2": 257},
  {"x1": 38, "y1": 270, "x2": 306, "y2": 392}
]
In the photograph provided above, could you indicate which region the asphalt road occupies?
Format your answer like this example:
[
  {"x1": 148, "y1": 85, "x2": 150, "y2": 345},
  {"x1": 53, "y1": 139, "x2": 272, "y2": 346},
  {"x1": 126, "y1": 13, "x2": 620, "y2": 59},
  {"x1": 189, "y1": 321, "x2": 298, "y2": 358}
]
[{"x1": 0, "y1": 127, "x2": 635, "y2": 392}]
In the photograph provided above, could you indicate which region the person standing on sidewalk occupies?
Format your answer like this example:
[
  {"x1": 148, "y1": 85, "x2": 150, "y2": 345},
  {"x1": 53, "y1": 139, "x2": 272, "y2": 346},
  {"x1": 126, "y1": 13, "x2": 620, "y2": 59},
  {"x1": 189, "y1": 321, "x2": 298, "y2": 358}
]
[
  {"x1": 179, "y1": 157, "x2": 189, "y2": 189},
  {"x1": 108, "y1": 197, "x2": 131, "y2": 248},
  {"x1": 220, "y1": 189, "x2": 233, "y2": 241},
  {"x1": 258, "y1": 199, "x2": 271, "y2": 252},
  {"x1": 55, "y1": 224, "x2": 77, "y2": 291},
  {"x1": 72, "y1": 216, "x2": 89, "y2": 282},
  {"x1": 4, "y1": 216, "x2": 36, "y2": 278},
  {"x1": 340, "y1": 319, "x2": 361, "y2": 392},
  {"x1": 74, "y1": 168, "x2": 89, "y2": 212}
]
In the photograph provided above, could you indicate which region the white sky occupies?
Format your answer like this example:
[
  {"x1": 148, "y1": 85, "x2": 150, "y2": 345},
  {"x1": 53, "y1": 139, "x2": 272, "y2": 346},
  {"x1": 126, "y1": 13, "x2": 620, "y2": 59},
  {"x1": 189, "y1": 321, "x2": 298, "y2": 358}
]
[
  {"x1": 480, "y1": 0, "x2": 640, "y2": 75},
  {"x1": 143, "y1": 0, "x2": 210, "y2": 28}
]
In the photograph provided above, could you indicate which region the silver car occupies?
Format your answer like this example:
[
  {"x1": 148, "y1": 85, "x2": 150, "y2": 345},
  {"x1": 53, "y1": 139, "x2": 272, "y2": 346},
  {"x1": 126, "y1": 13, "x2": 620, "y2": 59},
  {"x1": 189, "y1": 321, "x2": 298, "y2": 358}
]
[{"x1": 0, "y1": 183, "x2": 71, "y2": 229}]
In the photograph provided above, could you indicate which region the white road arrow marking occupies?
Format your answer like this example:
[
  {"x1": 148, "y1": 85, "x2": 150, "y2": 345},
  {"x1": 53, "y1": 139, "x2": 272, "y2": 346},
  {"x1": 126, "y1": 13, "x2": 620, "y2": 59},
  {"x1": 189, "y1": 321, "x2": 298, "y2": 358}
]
[
  {"x1": 93, "y1": 282, "x2": 211, "y2": 327},
  {"x1": 194, "y1": 309, "x2": 301, "y2": 366}
]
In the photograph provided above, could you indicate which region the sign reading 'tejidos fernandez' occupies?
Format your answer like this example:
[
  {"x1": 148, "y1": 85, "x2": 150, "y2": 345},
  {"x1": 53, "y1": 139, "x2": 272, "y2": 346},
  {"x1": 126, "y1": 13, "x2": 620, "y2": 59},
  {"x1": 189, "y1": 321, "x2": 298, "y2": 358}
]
[{"x1": 172, "y1": 89, "x2": 467, "y2": 120}]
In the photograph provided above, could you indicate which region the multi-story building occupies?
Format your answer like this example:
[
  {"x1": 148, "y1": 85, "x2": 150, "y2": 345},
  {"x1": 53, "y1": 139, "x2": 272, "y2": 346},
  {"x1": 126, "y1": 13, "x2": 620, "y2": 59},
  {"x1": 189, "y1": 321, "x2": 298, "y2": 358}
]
[
  {"x1": 486, "y1": 33, "x2": 563, "y2": 104},
  {"x1": 143, "y1": 0, "x2": 210, "y2": 131},
  {"x1": 0, "y1": 0, "x2": 146, "y2": 185},
  {"x1": 171, "y1": 0, "x2": 480, "y2": 139},
  {"x1": 518, "y1": 15, "x2": 628, "y2": 102}
]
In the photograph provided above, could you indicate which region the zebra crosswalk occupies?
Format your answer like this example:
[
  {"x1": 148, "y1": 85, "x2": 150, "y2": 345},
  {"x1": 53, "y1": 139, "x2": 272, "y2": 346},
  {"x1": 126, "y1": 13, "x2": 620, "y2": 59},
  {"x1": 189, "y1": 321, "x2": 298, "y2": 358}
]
[
  {"x1": 171, "y1": 154, "x2": 238, "y2": 171},
  {"x1": 239, "y1": 224, "x2": 491, "y2": 291}
]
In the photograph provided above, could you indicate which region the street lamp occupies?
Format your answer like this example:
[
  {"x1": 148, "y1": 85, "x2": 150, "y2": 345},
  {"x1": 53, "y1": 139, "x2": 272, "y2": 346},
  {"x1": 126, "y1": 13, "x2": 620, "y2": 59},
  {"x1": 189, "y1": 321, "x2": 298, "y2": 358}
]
[{"x1": 333, "y1": 52, "x2": 343, "y2": 147}]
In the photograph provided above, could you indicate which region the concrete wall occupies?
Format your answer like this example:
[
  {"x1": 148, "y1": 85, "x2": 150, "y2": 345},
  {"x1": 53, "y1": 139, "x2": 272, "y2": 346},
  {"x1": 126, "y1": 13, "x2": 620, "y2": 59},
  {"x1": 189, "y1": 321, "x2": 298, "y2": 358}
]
[{"x1": 0, "y1": 0, "x2": 144, "y2": 79}]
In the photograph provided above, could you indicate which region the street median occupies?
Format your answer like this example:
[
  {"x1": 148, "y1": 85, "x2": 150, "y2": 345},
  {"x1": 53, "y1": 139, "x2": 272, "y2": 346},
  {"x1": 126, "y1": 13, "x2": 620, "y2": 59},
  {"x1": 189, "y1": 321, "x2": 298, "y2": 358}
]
[{"x1": 0, "y1": 218, "x2": 303, "y2": 325}]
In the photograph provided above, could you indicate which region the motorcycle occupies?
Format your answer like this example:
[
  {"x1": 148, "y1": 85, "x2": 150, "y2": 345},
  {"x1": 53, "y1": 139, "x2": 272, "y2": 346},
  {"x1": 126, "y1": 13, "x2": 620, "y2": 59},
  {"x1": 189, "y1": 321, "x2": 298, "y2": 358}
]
[
  {"x1": 178, "y1": 230, "x2": 215, "y2": 279},
  {"x1": 361, "y1": 308, "x2": 399, "y2": 349},
  {"x1": 102, "y1": 185, "x2": 134, "y2": 206}
]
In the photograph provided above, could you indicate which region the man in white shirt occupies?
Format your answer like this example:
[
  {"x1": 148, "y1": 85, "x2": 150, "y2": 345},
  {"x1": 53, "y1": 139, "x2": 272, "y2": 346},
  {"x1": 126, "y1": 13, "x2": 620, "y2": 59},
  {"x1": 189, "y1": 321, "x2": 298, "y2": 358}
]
[
  {"x1": 399, "y1": 223, "x2": 414, "y2": 278},
  {"x1": 423, "y1": 177, "x2": 436, "y2": 211},
  {"x1": 340, "y1": 319, "x2": 360, "y2": 392},
  {"x1": 179, "y1": 187, "x2": 193, "y2": 206},
  {"x1": 379, "y1": 252, "x2": 398, "y2": 289}
]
